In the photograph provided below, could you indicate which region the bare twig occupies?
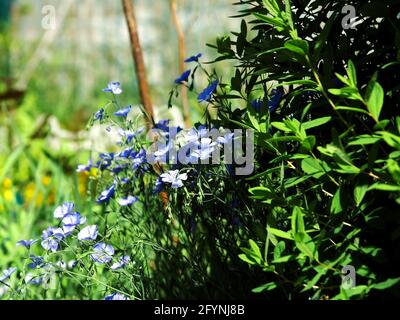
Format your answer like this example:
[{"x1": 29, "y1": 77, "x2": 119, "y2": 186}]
[
  {"x1": 170, "y1": 0, "x2": 191, "y2": 128},
  {"x1": 122, "y1": 0, "x2": 154, "y2": 128}
]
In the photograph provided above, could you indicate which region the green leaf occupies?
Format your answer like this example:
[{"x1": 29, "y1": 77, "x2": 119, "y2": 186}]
[
  {"x1": 267, "y1": 227, "x2": 293, "y2": 240},
  {"x1": 331, "y1": 188, "x2": 343, "y2": 214},
  {"x1": 284, "y1": 39, "x2": 309, "y2": 56},
  {"x1": 239, "y1": 254, "x2": 256, "y2": 265},
  {"x1": 336, "y1": 106, "x2": 370, "y2": 115},
  {"x1": 368, "y1": 183, "x2": 400, "y2": 192},
  {"x1": 273, "y1": 241, "x2": 286, "y2": 260},
  {"x1": 366, "y1": 80, "x2": 384, "y2": 122},
  {"x1": 301, "y1": 117, "x2": 332, "y2": 130},
  {"x1": 348, "y1": 134, "x2": 381, "y2": 146},
  {"x1": 295, "y1": 232, "x2": 317, "y2": 260},
  {"x1": 271, "y1": 121, "x2": 291, "y2": 132},
  {"x1": 291, "y1": 206, "x2": 306, "y2": 236},
  {"x1": 346, "y1": 60, "x2": 357, "y2": 87},
  {"x1": 301, "y1": 157, "x2": 331, "y2": 177},
  {"x1": 252, "y1": 282, "x2": 277, "y2": 293},
  {"x1": 249, "y1": 239, "x2": 262, "y2": 262},
  {"x1": 372, "y1": 277, "x2": 400, "y2": 290},
  {"x1": 328, "y1": 87, "x2": 362, "y2": 101},
  {"x1": 262, "y1": 0, "x2": 280, "y2": 17},
  {"x1": 354, "y1": 182, "x2": 368, "y2": 206},
  {"x1": 254, "y1": 13, "x2": 286, "y2": 29}
]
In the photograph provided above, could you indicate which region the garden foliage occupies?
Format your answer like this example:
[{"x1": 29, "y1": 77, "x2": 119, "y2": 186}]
[{"x1": 1, "y1": 0, "x2": 400, "y2": 300}]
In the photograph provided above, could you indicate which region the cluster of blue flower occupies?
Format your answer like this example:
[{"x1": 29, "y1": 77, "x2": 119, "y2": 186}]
[{"x1": 0, "y1": 201, "x2": 131, "y2": 300}]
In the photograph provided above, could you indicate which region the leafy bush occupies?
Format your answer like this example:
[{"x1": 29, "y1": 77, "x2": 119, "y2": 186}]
[{"x1": 205, "y1": 0, "x2": 400, "y2": 299}]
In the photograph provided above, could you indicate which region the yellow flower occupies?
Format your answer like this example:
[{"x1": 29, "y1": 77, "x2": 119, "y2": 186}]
[
  {"x1": 2, "y1": 178, "x2": 12, "y2": 189},
  {"x1": 41, "y1": 175, "x2": 52, "y2": 186},
  {"x1": 3, "y1": 190, "x2": 13, "y2": 202},
  {"x1": 89, "y1": 167, "x2": 98, "y2": 178}
]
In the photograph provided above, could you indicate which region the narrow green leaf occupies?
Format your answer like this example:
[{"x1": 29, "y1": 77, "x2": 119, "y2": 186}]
[{"x1": 366, "y1": 80, "x2": 384, "y2": 122}]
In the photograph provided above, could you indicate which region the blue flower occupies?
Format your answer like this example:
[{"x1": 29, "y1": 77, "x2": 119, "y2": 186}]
[
  {"x1": 174, "y1": 70, "x2": 191, "y2": 84},
  {"x1": 16, "y1": 239, "x2": 38, "y2": 249},
  {"x1": 105, "y1": 293, "x2": 129, "y2": 300},
  {"x1": 94, "y1": 108, "x2": 105, "y2": 121},
  {"x1": 91, "y1": 243, "x2": 115, "y2": 264},
  {"x1": 78, "y1": 225, "x2": 98, "y2": 241},
  {"x1": 54, "y1": 202, "x2": 75, "y2": 219},
  {"x1": 41, "y1": 238, "x2": 60, "y2": 252},
  {"x1": 102, "y1": 82, "x2": 122, "y2": 95},
  {"x1": 76, "y1": 160, "x2": 93, "y2": 173},
  {"x1": 130, "y1": 149, "x2": 147, "y2": 169},
  {"x1": 217, "y1": 133, "x2": 234, "y2": 145},
  {"x1": 28, "y1": 255, "x2": 45, "y2": 269},
  {"x1": 118, "y1": 127, "x2": 144, "y2": 144},
  {"x1": 184, "y1": 53, "x2": 202, "y2": 63},
  {"x1": 41, "y1": 227, "x2": 64, "y2": 252},
  {"x1": 198, "y1": 80, "x2": 219, "y2": 102},
  {"x1": 251, "y1": 98, "x2": 263, "y2": 113},
  {"x1": 117, "y1": 196, "x2": 138, "y2": 206},
  {"x1": 154, "y1": 119, "x2": 170, "y2": 132},
  {"x1": 153, "y1": 177, "x2": 164, "y2": 194},
  {"x1": 118, "y1": 148, "x2": 133, "y2": 158},
  {"x1": 62, "y1": 212, "x2": 87, "y2": 235},
  {"x1": 0, "y1": 267, "x2": 17, "y2": 282},
  {"x1": 110, "y1": 256, "x2": 130, "y2": 270},
  {"x1": 190, "y1": 138, "x2": 217, "y2": 161},
  {"x1": 153, "y1": 142, "x2": 173, "y2": 163},
  {"x1": 25, "y1": 274, "x2": 43, "y2": 285},
  {"x1": 268, "y1": 88, "x2": 284, "y2": 113},
  {"x1": 160, "y1": 170, "x2": 188, "y2": 188},
  {"x1": 114, "y1": 105, "x2": 132, "y2": 117},
  {"x1": 97, "y1": 184, "x2": 115, "y2": 204}
]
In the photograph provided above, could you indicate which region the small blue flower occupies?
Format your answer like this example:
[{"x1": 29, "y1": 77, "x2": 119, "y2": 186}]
[
  {"x1": 91, "y1": 243, "x2": 115, "y2": 264},
  {"x1": 54, "y1": 202, "x2": 75, "y2": 219},
  {"x1": 42, "y1": 227, "x2": 64, "y2": 240},
  {"x1": 268, "y1": 88, "x2": 284, "y2": 113},
  {"x1": 118, "y1": 127, "x2": 144, "y2": 144},
  {"x1": 28, "y1": 256, "x2": 45, "y2": 269},
  {"x1": 94, "y1": 108, "x2": 105, "y2": 121},
  {"x1": 76, "y1": 160, "x2": 93, "y2": 173},
  {"x1": 114, "y1": 105, "x2": 132, "y2": 117},
  {"x1": 78, "y1": 225, "x2": 98, "y2": 241},
  {"x1": 117, "y1": 196, "x2": 138, "y2": 207},
  {"x1": 41, "y1": 238, "x2": 60, "y2": 252},
  {"x1": 102, "y1": 82, "x2": 122, "y2": 95},
  {"x1": 174, "y1": 70, "x2": 191, "y2": 84},
  {"x1": 251, "y1": 98, "x2": 263, "y2": 113},
  {"x1": 160, "y1": 170, "x2": 188, "y2": 189},
  {"x1": 130, "y1": 149, "x2": 147, "y2": 169},
  {"x1": 117, "y1": 148, "x2": 133, "y2": 159},
  {"x1": 153, "y1": 177, "x2": 164, "y2": 194},
  {"x1": 41, "y1": 227, "x2": 64, "y2": 252},
  {"x1": 105, "y1": 293, "x2": 129, "y2": 300},
  {"x1": 62, "y1": 212, "x2": 87, "y2": 235},
  {"x1": 198, "y1": 80, "x2": 219, "y2": 102},
  {"x1": 154, "y1": 119, "x2": 170, "y2": 132},
  {"x1": 16, "y1": 239, "x2": 38, "y2": 249},
  {"x1": 217, "y1": 133, "x2": 234, "y2": 145},
  {"x1": 0, "y1": 267, "x2": 17, "y2": 282},
  {"x1": 184, "y1": 53, "x2": 202, "y2": 63},
  {"x1": 97, "y1": 184, "x2": 115, "y2": 204},
  {"x1": 25, "y1": 274, "x2": 43, "y2": 285},
  {"x1": 110, "y1": 256, "x2": 130, "y2": 271}
]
